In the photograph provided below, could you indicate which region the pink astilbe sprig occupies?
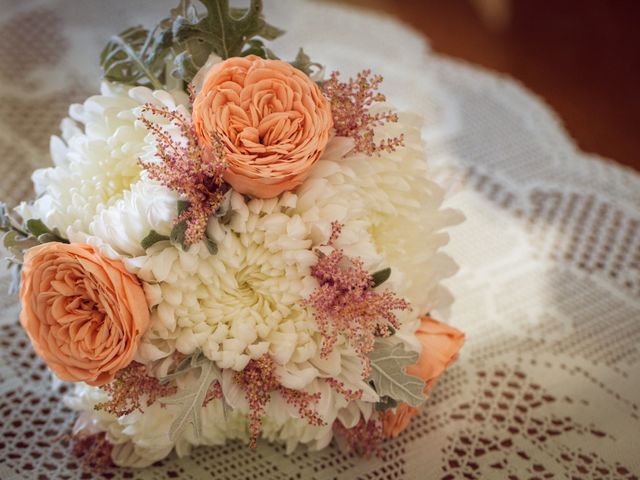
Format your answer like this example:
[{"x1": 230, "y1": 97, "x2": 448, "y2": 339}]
[
  {"x1": 303, "y1": 222, "x2": 411, "y2": 378},
  {"x1": 322, "y1": 70, "x2": 405, "y2": 155},
  {"x1": 138, "y1": 103, "x2": 227, "y2": 246},
  {"x1": 95, "y1": 362, "x2": 177, "y2": 417},
  {"x1": 325, "y1": 377, "x2": 363, "y2": 402},
  {"x1": 234, "y1": 355, "x2": 326, "y2": 448},
  {"x1": 333, "y1": 417, "x2": 385, "y2": 458}
]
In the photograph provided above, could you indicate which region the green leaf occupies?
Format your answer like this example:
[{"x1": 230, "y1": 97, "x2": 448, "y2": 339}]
[
  {"x1": 240, "y1": 39, "x2": 278, "y2": 59},
  {"x1": 25, "y1": 219, "x2": 51, "y2": 237},
  {"x1": 204, "y1": 236, "x2": 218, "y2": 255},
  {"x1": 159, "y1": 352, "x2": 207, "y2": 384},
  {"x1": 371, "y1": 267, "x2": 391, "y2": 288},
  {"x1": 368, "y1": 339, "x2": 426, "y2": 407},
  {"x1": 290, "y1": 48, "x2": 323, "y2": 78},
  {"x1": 172, "y1": 49, "x2": 201, "y2": 83},
  {"x1": 22, "y1": 219, "x2": 66, "y2": 244},
  {"x1": 162, "y1": 359, "x2": 220, "y2": 442},
  {"x1": 36, "y1": 233, "x2": 61, "y2": 244},
  {"x1": 0, "y1": 205, "x2": 68, "y2": 293},
  {"x1": 141, "y1": 230, "x2": 171, "y2": 250},
  {"x1": 4, "y1": 232, "x2": 40, "y2": 254},
  {"x1": 0, "y1": 203, "x2": 11, "y2": 230},
  {"x1": 100, "y1": 0, "x2": 286, "y2": 87},
  {"x1": 2, "y1": 230, "x2": 18, "y2": 249},
  {"x1": 8, "y1": 262, "x2": 21, "y2": 296},
  {"x1": 214, "y1": 191, "x2": 233, "y2": 225},
  {"x1": 375, "y1": 395, "x2": 398, "y2": 412},
  {"x1": 259, "y1": 22, "x2": 285, "y2": 41},
  {"x1": 170, "y1": 221, "x2": 188, "y2": 250},
  {"x1": 170, "y1": 0, "x2": 199, "y2": 20},
  {"x1": 177, "y1": 200, "x2": 191, "y2": 216},
  {"x1": 100, "y1": 23, "x2": 173, "y2": 89},
  {"x1": 173, "y1": 0, "x2": 284, "y2": 66},
  {"x1": 0, "y1": 202, "x2": 27, "y2": 235}
]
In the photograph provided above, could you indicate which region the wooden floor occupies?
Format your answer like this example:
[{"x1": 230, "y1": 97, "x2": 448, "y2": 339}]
[{"x1": 336, "y1": 0, "x2": 640, "y2": 172}]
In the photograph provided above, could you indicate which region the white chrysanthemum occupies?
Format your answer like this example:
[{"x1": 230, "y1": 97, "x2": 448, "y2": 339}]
[
  {"x1": 17, "y1": 82, "x2": 188, "y2": 245},
  {"x1": 130, "y1": 108, "x2": 461, "y2": 378}
]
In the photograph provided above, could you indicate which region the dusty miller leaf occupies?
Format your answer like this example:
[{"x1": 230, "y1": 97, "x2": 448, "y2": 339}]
[
  {"x1": 177, "y1": 200, "x2": 191, "y2": 216},
  {"x1": 101, "y1": 0, "x2": 285, "y2": 87},
  {"x1": 1, "y1": 203, "x2": 69, "y2": 293},
  {"x1": 240, "y1": 39, "x2": 278, "y2": 60},
  {"x1": 25, "y1": 219, "x2": 52, "y2": 237},
  {"x1": 100, "y1": 21, "x2": 173, "y2": 89},
  {"x1": 162, "y1": 359, "x2": 219, "y2": 442},
  {"x1": 204, "y1": 236, "x2": 218, "y2": 255},
  {"x1": 368, "y1": 339, "x2": 426, "y2": 407},
  {"x1": 172, "y1": 0, "x2": 284, "y2": 82},
  {"x1": 141, "y1": 230, "x2": 170, "y2": 250},
  {"x1": 0, "y1": 203, "x2": 26, "y2": 235},
  {"x1": 290, "y1": 48, "x2": 323, "y2": 78},
  {"x1": 170, "y1": 222, "x2": 188, "y2": 250},
  {"x1": 371, "y1": 267, "x2": 391, "y2": 288},
  {"x1": 7, "y1": 262, "x2": 20, "y2": 295},
  {"x1": 0, "y1": 204, "x2": 9, "y2": 231},
  {"x1": 375, "y1": 395, "x2": 398, "y2": 412},
  {"x1": 159, "y1": 352, "x2": 207, "y2": 384}
]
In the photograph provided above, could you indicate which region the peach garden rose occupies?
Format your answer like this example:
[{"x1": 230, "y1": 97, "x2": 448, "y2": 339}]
[
  {"x1": 382, "y1": 316, "x2": 465, "y2": 437},
  {"x1": 19, "y1": 242, "x2": 150, "y2": 386},
  {"x1": 192, "y1": 55, "x2": 333, "y2": 198}
]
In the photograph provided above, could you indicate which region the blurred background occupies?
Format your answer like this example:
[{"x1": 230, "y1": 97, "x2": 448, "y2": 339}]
[{"x1": 332, "y1": 0, "x2": 640, "y2": 171}]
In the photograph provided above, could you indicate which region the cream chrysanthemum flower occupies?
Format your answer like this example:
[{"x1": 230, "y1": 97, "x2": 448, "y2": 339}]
[
  {"x1": 17, "y1": 83, "x2": 188, "y2": 242},
  {"x1": 132, "y1": 108, "x2": 461, "y2": 375}
]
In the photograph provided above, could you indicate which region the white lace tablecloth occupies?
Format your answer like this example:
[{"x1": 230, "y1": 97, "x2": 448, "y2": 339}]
[{"x1": 1, "y1": 1, "x2": 639, "y2": 479}]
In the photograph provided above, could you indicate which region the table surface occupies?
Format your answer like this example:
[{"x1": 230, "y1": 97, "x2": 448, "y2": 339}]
[{"x1": 0, "y1": 1, "x2": 639, "y2": 479}]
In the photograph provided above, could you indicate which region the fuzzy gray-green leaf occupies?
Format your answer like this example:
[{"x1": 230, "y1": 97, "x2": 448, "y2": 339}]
[
  {"x1": 369, "y1": 339, "x2": 426, "y2": 407},
  {"x1": 141, "y1": 230, "x2": 171, "y2": 250},
  {"x1": 371, "y1": 267, "x2": 391, "y2": 288},
  {"x1": 170, "y1": 222, "x2": 188, "y2": 250},
  {"x1": 240, "y1": 39, "x2": 278, "y2": 59},
  {"x1": 173, "y1": 0, "x2": 284, "y2": 68},
  {"x1": 163, "y1": 359, "x2": 219, "y2": 442},
  {"x1": 26, "y1": 219, "x2": 51, "y2": 237},
  {"x1": 100, "y1": 23, "x2": 173, "y2": 89},
  {"x1": 290, "y1": 48, "x2": 323, "y2": 78},
  {"x1": 375, "y1": 395, "x2": 398, "y2": 411},
  {"x1": 204, "y1": 237, "x2": 218, "y2": 255},
  {"x1": 0, "y1": 203, "x2": 10, "y2": 230},
  {"x1": 177, "y1": 200, "x2": 191, "y2": 216},
  {"x1": 159, "y1": 352, "x2": 207, "y2": 384},
  {"x1": 36, "y1": 233, "x2": 61, "y2": 244},
  {"x1": 8, "y1": 263, "x2": 21, "y2": 295},
  {"x1": 2, "y1": 230, "x2": 18, "y2": 249}
]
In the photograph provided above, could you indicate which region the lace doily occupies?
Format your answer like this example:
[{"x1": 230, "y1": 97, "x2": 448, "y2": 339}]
[{"x1": 0, "y1": 0, "x2": 638, "y2": 479}]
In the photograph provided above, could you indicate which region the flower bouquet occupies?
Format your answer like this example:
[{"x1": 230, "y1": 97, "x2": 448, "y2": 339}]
[{"x1": 1, "y1": 0, "x2": 464, "y2": 468}]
